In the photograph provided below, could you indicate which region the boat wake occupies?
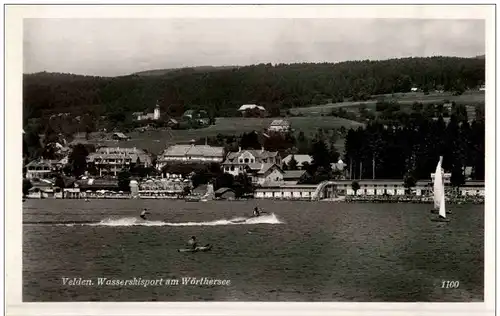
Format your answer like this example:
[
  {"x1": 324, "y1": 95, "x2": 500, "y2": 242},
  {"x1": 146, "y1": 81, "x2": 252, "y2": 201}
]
[{"x1": 54, "y1": 213, "x2": 284, "y2": 227}]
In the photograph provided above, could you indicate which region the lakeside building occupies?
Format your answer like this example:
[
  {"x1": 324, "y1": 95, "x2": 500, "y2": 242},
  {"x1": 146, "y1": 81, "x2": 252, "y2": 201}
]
[
  {"x1": 134, "y1": 102, "x2": 161, "y2": 121},
  {"x1": 215, "y1": 187, "x2": 236, "y2": 200},
  {"x1": 238, "y1": 104, "x2": 266, "y2": 117},
  {"x1": 222, "y1": 147, "x2": 281, "y2": 177},
  {"x1": 431, "y1": 172, "x2": 452, "y2": 184},
  {"x1": 86, "y1": 147, "x2": 152, "y2": 176},
  {"x1": 315, "y1": 179, "x2": 433, "y2": 198},
  {"x1": 255, "y1": 178, "x2": 485, "y2": 200},
  {"x1": 75, "y1": 178, "x2": 120, "y2": 191},
  {"x1": 255, "y1": 184, "x2": 318, "y2": 200},
  {"x1": 137, "y1": 177, "x2": 188, "y2": 198},
  {"x1": 23, "y1": 175, "x2": 485, "y2": 200},
  {"x1": 25, "y1": 158, "x2": 65, "y2": 179},
  {"x1": 268, "y1": 119, "x2": 291, "y2": 133},
  {"x1": 282, "y1": 170, "x2": 308, "y2": 185},
  {"x1": 156, "y1": 144, "x2": 225, "y2": 169},
  {"x1": 459, "y1": 181, "x2": 485, "y2": 196},
  {"x1": 246, "y1": 163, "x2": 284, "y2": 186}
]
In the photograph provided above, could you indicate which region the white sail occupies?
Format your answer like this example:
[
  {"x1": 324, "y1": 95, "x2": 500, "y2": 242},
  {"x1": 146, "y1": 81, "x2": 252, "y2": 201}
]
[
  {"x1": 439, "y1": 185, "x2": 446, "y2": 218},
  {"x1": 433, "y1": 156, "x2": 444, "y2": 209}
]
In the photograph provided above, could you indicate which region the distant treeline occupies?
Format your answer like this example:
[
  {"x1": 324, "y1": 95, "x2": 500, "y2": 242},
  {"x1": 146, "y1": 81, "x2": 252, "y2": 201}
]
[{"x1": 24, "y1": 56, "x2": 485, "y2": 124}]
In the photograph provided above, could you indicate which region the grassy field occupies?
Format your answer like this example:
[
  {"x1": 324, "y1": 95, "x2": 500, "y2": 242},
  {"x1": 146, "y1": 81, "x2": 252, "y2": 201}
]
[
  {"x1": 82, "y1": 116, "x2": 362, "y2": 154},
  {"x1": 73, "y1": 91, "x2": 484, "y2": 157},
  {"x1": 291, "y1": 91, "x2": 485, "y2": 115}
]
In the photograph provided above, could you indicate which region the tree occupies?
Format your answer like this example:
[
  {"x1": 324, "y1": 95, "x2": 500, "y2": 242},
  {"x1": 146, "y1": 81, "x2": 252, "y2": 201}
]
[
  {"x1": 214, "y1": 172, "x2": 234, "y2": 190},
  {"x1": 233, "y1": 173, "x2": 253, "y2": 198},
  {"x1": 309, "y1": 138, "x2": 332, "y2": 173},
  {"x1": 23, "y1": 129, "x2": 41, "y2": 159},
  {"x1": 40, "y1": 143, "x2": 57, "y2": 160},
  {"x1": 240, "y1": 132, "x2": 261, "y2": 149},
  {"x1": 411, "y1": 102, "x2": 423, "y2": 113},
  {"x1": 22, "y1": 179, "x2": 33, "y2": 197},
  {"x1": 55, "y1": 175, "x2": 66, "y2": 199},
  {"x1": 450, "y1": 165, "x2": 465, "y2": 189},
  {"x1": 288, "y1": 155, "x2": 299, "y2": 170},
  {"x1": 69, "y1": 144, "x2": 90, "y2": 177},
  {"x1": 403, "y1": 174, "x2": 416, "y2": 194},
  {"x1": 23, "y1": 57, "x2": 485, "y2": 124},
  {"x1": 296, "y1": 131, "x2": 310, "y2": 154},
  {"x1": 117, "y1": 170, "x2": 131, "y2": 192},
  {"x1": 351, "y1": 181, "x2": 360, "y2": 195}
]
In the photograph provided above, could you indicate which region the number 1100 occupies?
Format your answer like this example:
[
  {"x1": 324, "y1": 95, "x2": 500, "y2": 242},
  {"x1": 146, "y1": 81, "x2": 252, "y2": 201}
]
[{"x1": 441, "y1": 281, "x2": 460, "y2": 288}]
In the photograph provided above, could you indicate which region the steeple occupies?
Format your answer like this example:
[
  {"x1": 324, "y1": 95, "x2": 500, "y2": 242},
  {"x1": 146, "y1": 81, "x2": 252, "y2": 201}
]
[{"x1": 153, "y1": 100, "x2": 160, "y2": 120}]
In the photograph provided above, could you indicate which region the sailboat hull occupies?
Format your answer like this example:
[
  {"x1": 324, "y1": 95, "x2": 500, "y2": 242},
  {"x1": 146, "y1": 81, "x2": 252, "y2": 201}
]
[
  {"x1": 430, "y1": 209, "x2": 452, "y2": 214},
  {"x1": 430, "y1": 218, "x2": 450, "y2": 222}
]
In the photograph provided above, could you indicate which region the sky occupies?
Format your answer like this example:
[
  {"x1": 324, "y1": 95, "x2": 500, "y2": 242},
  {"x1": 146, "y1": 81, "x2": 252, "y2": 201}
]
[{"x1": 23, "y1": 18, "x2": 485, "y2": 77}]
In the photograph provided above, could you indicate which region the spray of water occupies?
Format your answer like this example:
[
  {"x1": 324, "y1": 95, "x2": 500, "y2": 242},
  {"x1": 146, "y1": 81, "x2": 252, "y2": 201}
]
[{"x1": 60, "y1": 213, "x2": 284, "y2": 227}]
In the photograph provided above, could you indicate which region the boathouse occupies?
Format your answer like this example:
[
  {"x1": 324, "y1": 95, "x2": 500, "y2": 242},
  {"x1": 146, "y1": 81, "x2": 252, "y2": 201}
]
[{"x1": 254, "y1": 184, "x2": 318, "y2": 200}]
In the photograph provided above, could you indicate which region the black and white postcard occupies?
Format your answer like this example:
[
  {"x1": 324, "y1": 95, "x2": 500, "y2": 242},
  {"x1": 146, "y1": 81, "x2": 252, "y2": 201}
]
[{"x1": 4, "y1": 3, "x2": 496, "y2": 316}]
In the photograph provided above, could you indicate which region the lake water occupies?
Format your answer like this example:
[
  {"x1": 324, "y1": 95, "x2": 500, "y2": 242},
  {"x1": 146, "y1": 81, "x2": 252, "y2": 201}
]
[{"x1": 23, "y1": 199, "x2": 484, "y2": 302}]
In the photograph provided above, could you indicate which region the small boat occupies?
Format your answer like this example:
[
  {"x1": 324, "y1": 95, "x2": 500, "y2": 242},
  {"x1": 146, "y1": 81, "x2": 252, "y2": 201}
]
[
  {"x1": 177, "y1": 244, "x2": 212, "y2": 252},
  {"x1": 431, "y1": 156, "x2": 450, "y2": 223}
]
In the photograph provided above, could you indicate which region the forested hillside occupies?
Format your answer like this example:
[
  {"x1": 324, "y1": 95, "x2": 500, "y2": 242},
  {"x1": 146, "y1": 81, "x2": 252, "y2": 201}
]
[{"x1": 23, "y1": 56, "x2": 485, "y2": 124}]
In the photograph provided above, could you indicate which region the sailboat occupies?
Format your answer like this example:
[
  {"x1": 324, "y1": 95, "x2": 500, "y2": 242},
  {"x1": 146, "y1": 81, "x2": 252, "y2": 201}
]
[{"x1": 430, "y1": 156, "x2": 450, "y2": 222}]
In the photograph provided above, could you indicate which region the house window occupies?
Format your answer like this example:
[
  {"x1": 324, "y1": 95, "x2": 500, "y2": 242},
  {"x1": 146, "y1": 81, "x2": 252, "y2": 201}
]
[
  {"x1": 230, "y1": 166, "x2": 235, "y2": 171},
  {"x1": 239, "y1": 159, "x2": 243, "y2": 163},
  {"x1": 251, "y1": 159, "x2": 254, "y2": 163},
  {"x1": 244, "y1": 158, "x2": 249, "y2": 163}
]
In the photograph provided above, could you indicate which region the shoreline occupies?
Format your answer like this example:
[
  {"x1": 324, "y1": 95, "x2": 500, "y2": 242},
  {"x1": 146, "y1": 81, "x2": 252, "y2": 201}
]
[
  {"x1": 23, "y1": 195, "x2": 485, "y2": 204},
  {"x1": 344, "y1": 196, "x2": 484, "y2": 205}
]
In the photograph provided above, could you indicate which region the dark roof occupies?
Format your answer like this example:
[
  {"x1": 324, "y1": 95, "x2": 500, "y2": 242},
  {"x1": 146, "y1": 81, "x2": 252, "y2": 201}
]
[
  {"x1": 113, "y1": 132, "x2": 129, "y2": 138},
  {"x1": 257, "y1": 163, "x2": 282, "y2": 175},
  {"x1": 283, "y1": 170, "x2": 307, "y2": 179},
  {"x1": 215, "y1": 187, "x2": 234, "y2": 195},
  {"x1": 462, "y1": 181, "x2": 485, "y2": 186},
  {"x1": 224, "y1": 149, "x2": 279, "y2": 163}
]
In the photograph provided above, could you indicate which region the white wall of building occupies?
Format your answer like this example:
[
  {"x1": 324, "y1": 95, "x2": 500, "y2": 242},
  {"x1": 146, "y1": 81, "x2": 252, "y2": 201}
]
[
  {"x1": 460, "y1": 187, "x2": 485, "y2": 196},
  {"x1": 154, "y1": 106, "x2": 160, "y2": 120},
  {"x1": 255, "y1": 168, "x2": 284, "y2": 186},
  {"x1": 268, "y1": 125, "x2": 289, "y2": 132},
  {"x1": 223, "y1": 165, "x2": 246, "y2": 176}
]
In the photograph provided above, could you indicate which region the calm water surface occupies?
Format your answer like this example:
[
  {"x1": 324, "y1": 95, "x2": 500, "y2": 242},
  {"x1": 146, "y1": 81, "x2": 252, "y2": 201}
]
[{"x1": 23, "y1": 199, "x2": 484, "y2": 301}]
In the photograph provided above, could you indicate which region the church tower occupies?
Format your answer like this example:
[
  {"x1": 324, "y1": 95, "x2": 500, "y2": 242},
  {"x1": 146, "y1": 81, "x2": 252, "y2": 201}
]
[{"x1": 153, "y1": 101, "x2": 160, "y2": 120}]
